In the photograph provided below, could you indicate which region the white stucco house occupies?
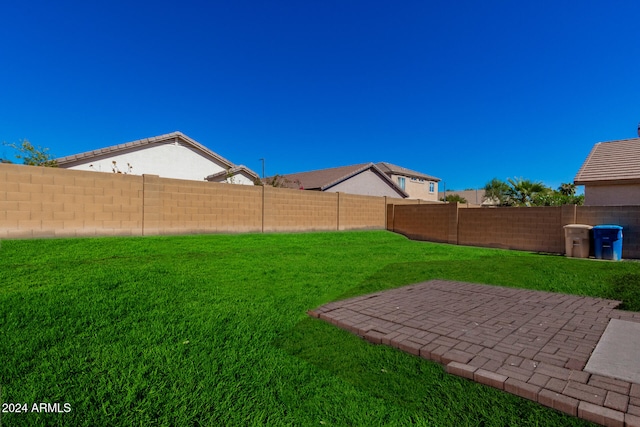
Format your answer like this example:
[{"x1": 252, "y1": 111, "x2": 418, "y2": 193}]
[{"x1": 56, "y1": 131, "x2": 259, "y2": 184}]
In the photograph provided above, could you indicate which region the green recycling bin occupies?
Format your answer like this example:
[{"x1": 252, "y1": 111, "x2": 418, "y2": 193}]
[{"x1": 592, "y1": 225, "x2": 623, "y2": 261}]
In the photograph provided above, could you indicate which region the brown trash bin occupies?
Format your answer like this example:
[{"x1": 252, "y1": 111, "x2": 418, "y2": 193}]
[{"x1": 563, "y1": 224, "x2": 592, "y2": 258}]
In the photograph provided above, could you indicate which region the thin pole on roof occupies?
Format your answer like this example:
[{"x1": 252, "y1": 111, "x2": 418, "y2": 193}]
[{"x1": 259, "y1": 158, "x2": 265, "y2": 178}]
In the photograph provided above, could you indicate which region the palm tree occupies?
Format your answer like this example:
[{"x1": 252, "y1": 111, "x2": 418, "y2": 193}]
[
  {"x1": 483, "y1": 178, "x2": 511, "y2": 206},
  {"x1": 506, "y1": 177, "x2": 549, "y2": 207},
  {"x1": 558, "y1": 183, "x2": 576, "y2": 196}
]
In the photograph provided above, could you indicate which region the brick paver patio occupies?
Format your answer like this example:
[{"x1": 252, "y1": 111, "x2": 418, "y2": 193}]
[{"x1": 309, "y1": 280, "x2": 640, "y2": 427}]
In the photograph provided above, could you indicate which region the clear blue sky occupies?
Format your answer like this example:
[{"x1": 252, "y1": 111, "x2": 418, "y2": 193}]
[{"x1": 2, "y1": 0, "x2": 639, "y2": 191}]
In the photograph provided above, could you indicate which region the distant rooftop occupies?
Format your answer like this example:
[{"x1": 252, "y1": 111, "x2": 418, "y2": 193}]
[{"x1": 376, "y1": 162, "x2": 440, "y2": 182}]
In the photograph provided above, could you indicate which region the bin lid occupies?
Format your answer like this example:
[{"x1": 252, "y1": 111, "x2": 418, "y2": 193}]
[
  {"x1": 563, "y1": 224, "x2": 593, "y2": 229},
  {"x1": 593, "y1": 225, "x2": 623, "y2": 230}
]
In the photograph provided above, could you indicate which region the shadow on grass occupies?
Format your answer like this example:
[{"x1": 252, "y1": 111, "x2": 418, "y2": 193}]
[{"x1": 604, "y1": 273, "x2": 640, "y2": 311}]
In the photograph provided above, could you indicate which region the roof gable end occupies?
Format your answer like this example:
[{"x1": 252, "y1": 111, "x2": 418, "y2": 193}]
[{"x1": 56, "y1": 131, "x2": 235, "y2": 169}]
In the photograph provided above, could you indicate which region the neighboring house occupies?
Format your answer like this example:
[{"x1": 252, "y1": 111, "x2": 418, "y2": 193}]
[
  {"x1": 56, "y1": 131, "x2": 259, "y2": 184},
  {"x1": 574, "y1": 137, "x2": 640, "y2": 206},
  {"x1": 265, "y1": 163, "x2": 409, "y2": 198},
  {"x1": 437, "y1": 189, "x2": 494, "y2": 205},
  {"x1": 375, "y1": 162, "x2": 440, "y2": 201}
]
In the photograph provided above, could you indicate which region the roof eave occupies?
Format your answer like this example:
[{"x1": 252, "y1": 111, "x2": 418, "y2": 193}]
[{"x1": 575, "y1": 178, "x2": 640, "y2": 186}]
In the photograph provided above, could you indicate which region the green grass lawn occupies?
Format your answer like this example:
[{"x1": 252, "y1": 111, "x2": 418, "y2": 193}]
[{"x1": 1, "y1": 230, "x2": 639, "y2": 426}]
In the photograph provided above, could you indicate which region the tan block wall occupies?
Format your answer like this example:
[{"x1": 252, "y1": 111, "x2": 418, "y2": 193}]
[
  {"x1": 576, "y1": 206, "x2": 640, "y2": 259},
  {"x1": 7, "y1": 163, "x2": 638, "y2": 259},
  {"x1": 388, "y1": 203, "x2": 458, "y2": 244},
  {"x1": 263, "y1": 187, "x2": 338, "y2": 232},
  {"x1": 0, "y1": 164, "x2": 393, "y2": 239},
  {"x1": 0, "y1": 163, "x2": 143, "y2": 238},
  {"x1": 458, "y1": 206, "x2": 564, "y2": 253},
  {"x1": 143, "y1": 175, "x2": 263, "y2": 235},
  {"x1": 338, "y1": 193, "x2": 387, "y2": 230}
]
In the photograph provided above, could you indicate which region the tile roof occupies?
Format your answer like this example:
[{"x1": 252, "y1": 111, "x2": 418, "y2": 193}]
[
  {"x1": 205, "y1": 165, "x2": 259, "y2": 182},
  {"x1": 56, "y1": 131, "x2": 236, "y2": 168},
  {"x1": 574, "y1": 138, "x2": 640, "y2": 185},
  {"x1": 375, "y1": 162, "x2": 441, "y2": 181},
  {"x1": 267, "y1": 162, "x2": 409, "y2": 197}
]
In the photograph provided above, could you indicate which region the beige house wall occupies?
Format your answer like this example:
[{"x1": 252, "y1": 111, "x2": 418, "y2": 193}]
[
  {"x1": 389, "y1": 173, "x2": 438, "y2": 201},
  {"x1": 583, "y1": 184, "x2": 640, "y2": 206},
  {"x1": 328, "y1": 169, "x2": 404, "y2": 198}
]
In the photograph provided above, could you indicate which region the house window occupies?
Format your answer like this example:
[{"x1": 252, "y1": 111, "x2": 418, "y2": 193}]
[
  {"x1": 429, "y1": 182, "x2": 435, "y2": 193},
  {"x1": 398, "y1": 177, "x2": 405, "y2": 190}
]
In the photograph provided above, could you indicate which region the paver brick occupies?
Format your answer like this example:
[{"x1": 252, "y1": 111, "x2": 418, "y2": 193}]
[
  {"x1": 311, "y1": 280, "x2": 632, "y2": 427},
  {"x1": 397, "y1": 339, "x2": 423, "y2": 356},
  {"x1": 441, "y1": 349, "x2": 474, "y2": 365},
  {"x1": 536, "y1": 352, "x2": 567, "y2": 366},
  {"x1": 363, "y1": 330, "x2": 385, "y2": 344},
  {"x1": 467, "y1": 355, "x2": 490, "y2": 368},
  {"x1": 504, "y1": 378, "x2": 540, "y2": 402},
  {"x1": 497, "y1": 365, "x2": 534, "y2": 383},
  {"x1": 518, "y1": 348, "x2": 538, "y2": 359},
  {"x1": 605, "y1": 391, "x2": 629, "y2": 412},
  {"x1": 537, "y1": 388, "x2": 579, "y2": 416},
  {"x1": 480, "y1": 359, "x2": 503, "y2": 372},
  {"x1": 478, "y1": 348, "x2": 509, "y2": 362},
  {"x1": 474, "y1": 369, "x2": 507, "y2": 390},
  {"x1": 381, "y1": 332, "x2": 408, "y2": 346},
  {"x1": 564, "y1": 358, "x2": 586, "y2": 370},
  {"x1": 568, "y1": 370, "x2": 590, "y2": 384},
  {"x1": 446, "y1": 362, "x2": 477, "y2": 380},
  {"x1": 628, "y1": 404, "x2": 640, "y2": 417},
  {"x1": 519, "y1": 358, "x2": 539, "y2": 371},
  {"x1": 564, "y1": 381, "x2": 607, "y2": 405},
  {"x1": 626, "y1": 413, "x2": 640, "y2": 427},
  {"x1": 578, "y1": 401, "x2": 624, "y2": 427},
  {"x1": 527, "y1": 373, "x2": 550, "y2": 388},
  {"x1": 589, "y1": 375, "x2": 631, "y2": 395},
  {"x1": 419, "y1": 342, "x2": 439, "y2": 360}
]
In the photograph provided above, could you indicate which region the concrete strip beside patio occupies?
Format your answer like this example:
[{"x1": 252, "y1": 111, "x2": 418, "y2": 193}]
[{"x1": 309, "y1": 280, "x2": 640, "y2": 426}]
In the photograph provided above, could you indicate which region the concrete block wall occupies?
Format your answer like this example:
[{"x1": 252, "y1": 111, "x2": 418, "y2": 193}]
[
  {"x1": 389, "y1": 202, "x2": 458, "y2": 244},
  {"x1": 458, "y1": 206, "x2": 564, "y2": 253},
  {"x1": 576, "y1": 206, "x2": 640, "y2": 259},
  {"x1": 0, "y1": 163, "x2": 143, "y2": 238},
  {"x1": 144, "y1": 175, "x2": 263, "y2": 235},
  {"x1": 7, "y1": 163, "x2": 638, "y2": 258},
  {"x1": 338, "y1": 193, "x2": 386, "y2": 231},
  {"x1": 387, "y1": 203, "x2": 640, "y2": 258},
  {"x1": 0, "y1": 163, "x2": 395, "y2": 238},
  {"x1": 263, "y1": 187, "x2": 338, "y2": 232}
]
